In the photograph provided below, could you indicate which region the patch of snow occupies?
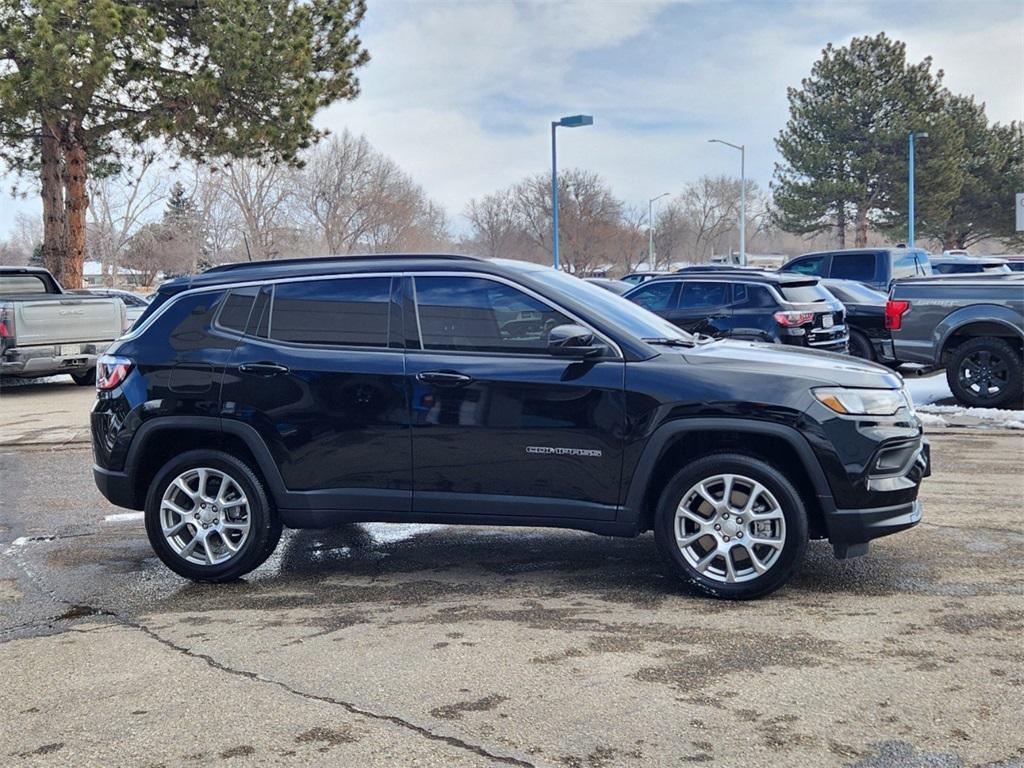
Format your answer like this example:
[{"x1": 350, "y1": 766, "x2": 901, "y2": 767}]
[
  {"x1": 361, "y1": 523, "x2": 445, "y2": 544},
  {"x1": 103, "y1": 512, "x2": 145, "y2": 523},
  {"x1": 917, "y1": 403, "x2": 1024, "y2": 429},
  {"x1": 915, "y1": 412, "x2": 948, "y2": 428},
  {"x1": 903, "y1": 372, "x2": 953, "y2": 406}
]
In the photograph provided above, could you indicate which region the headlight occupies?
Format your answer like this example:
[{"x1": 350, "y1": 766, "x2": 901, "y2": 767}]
[{"x1": 813, "y1": 387, "x2": 910, "y2": 416}]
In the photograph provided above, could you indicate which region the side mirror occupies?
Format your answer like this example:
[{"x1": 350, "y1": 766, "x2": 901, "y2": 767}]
[{"x1": 547, "y1": 324, "x2": 604, "y2": 358}]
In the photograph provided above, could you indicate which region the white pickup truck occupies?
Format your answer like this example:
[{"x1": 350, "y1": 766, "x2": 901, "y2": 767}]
[{"x1": 0, "y1": 266, "x2": 125, "y2": 385}]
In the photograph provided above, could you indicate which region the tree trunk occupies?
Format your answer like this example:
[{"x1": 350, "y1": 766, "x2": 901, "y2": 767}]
[
  {"x1": 62, "y1": 138, "x2": 89, "y2": 290},
  {"x1": 40, "y1": 122, "x2": 66, "y2": 280},
  {"x1": 836, "y1": 202, "x2": 846, "y2": 248},
  {"x1": 854, "y1": 206, "x2": 869, "y2": 247}
]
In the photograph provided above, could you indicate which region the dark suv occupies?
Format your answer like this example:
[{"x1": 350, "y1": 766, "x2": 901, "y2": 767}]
[
  {"x1": 622, "y1": 271, "x2": 849, "y2": 352},
  {"x1": 92, "y1": 255, "x2": 928, "y2": 599}
]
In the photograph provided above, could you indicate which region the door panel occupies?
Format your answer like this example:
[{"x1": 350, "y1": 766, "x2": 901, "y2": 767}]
[
  {"x1": 664, "y1": 281, "x2": 733, "y2": 335},
  {"x1": 220, "y1": 277, "x2": 411, "y2": 510}
]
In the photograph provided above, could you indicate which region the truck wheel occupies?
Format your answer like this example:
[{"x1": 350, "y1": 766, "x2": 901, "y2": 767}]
[
  {"x1": 946, "y1": 337, "x2": 1022, "y2": 409},
  {"x1": 71, "y1": 369, "x2": 96, "y2": 386},
  {"x1": 654, "y1": 453, "x2": 808, "y2": 599},
  {"x1": 144, "y1": 449, "x2": 282, "y2": 582},
  {"x1": 848, "y1": 331, "x2": 875, "y2": 361}
]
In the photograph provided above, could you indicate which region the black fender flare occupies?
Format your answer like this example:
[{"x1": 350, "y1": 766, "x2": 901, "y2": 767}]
[{"x1": 620, "y1": 417, "x2": 837, "y2": 528}]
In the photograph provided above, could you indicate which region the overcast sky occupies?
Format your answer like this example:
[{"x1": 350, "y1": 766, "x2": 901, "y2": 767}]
[{"x1": 2, "y1": 0, "x2": 1022, "y2": 236}]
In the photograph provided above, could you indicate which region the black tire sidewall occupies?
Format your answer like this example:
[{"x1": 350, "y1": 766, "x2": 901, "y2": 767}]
[
  {"x1": 654, "y1": 453, "x2": 809, "y2": 599},
  {"x1": 946, "y1": 337, "x2": 1023, "y2": 409},
  {"x1": 71, "y1": 369, "x2": 96, "y2": 386},
  {"x1": 848, "y1": 331, "x2": 875, "y2": 361},
  {"x1": 144, "y1": 449, "x2": 280, "y2": 582}
]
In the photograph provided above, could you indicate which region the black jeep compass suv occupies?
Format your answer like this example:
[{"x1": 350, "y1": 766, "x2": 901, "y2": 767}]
[{"x1": 91, "y1": 255, "x2": 929, "y2": 599}]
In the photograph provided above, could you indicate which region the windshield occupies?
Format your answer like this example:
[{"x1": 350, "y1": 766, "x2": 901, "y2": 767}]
[{"x1": 499, "y1": 262, "x2": 693, "y2": 343}]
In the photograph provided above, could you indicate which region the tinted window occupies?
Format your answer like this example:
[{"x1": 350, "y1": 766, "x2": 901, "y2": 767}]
[
  {"x1": 679, "y1": 282, "x2": 729, "y2": 308},
  {"x1": 414, "y1": 276, "x2": 571, "y2": 354},
  {"x1": 822, "y1": 281, "x2": 886, "y2": 305},
  {"x1": 218, "y1": 287, "x2": 257, "y2": 333},
  {"x1": 783, "y1": 255, "x2": 826, "y2": 276},
  {"x1": 270, "y1": 277, "x2": 391, "y2": 346},
  {"x1": 830, "y1": 253, "x2": 876, "y2": 282},
  {"x1": 0, "y1": 275, "x2": 49, "y2": 294},
  {"x1": 893, "y1": 250, "x2": 932, "y2": 279},
  {"x1": 731, "y1": 283, "x2": 776, "y2": 309},
  {"x1": 1008, "y1": 263, "x2": 1024, "y2": 272},
  {"x1": 779, "y1": 283, "x2": 832, "y2": 303},
  {"x1": 627, "y1": 281, "x2": 677, "y2": 311}
]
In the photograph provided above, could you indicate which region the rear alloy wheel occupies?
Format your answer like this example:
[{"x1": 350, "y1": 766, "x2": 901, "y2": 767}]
[
  {"x1": 654, "y1": 454, "x2": 808, "y2": 599},
  {"x1": 946, "y1": 336, "x2": 1022, "y2": 409},
  {"x1": 145, "y1": 450, "x2": 281, "y2": 582}
]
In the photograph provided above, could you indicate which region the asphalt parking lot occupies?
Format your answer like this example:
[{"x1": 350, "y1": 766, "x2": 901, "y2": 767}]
[{"x1": 1, "y1": 384, "x2": 1023, "y2": 767}]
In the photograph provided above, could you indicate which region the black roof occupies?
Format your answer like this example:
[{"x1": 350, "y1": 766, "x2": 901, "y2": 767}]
[{"x1": 639, "y1": 269, "x2": 820, "y2": 286}]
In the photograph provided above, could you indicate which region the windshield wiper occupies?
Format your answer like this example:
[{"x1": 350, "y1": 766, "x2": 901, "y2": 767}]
[{"x1": 641, "y1": 337, "x2": 697, "y2": 348}]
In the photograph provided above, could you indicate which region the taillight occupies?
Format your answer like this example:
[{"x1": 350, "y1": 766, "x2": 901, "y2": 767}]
[
  {"x1": 885, "y1": 300, "x2": 910, "y2": 330},
  {"x1": 774, "y1": 311, "x2": 815, "y2": 327},
  {"x1": 0, "y1": 307, "x2": 13, "y2": 340},
  {"x1": 97, "y1": 354, "x2": 134, "y2": 390}
]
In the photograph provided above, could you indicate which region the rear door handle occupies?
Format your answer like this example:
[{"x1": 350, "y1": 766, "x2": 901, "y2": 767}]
[
  {"x1": 238, "y1": 362, "x2": 290, "y2": 377},
  {"x1": 416, "y1": 371, "x2": 474, "y2": 387}
]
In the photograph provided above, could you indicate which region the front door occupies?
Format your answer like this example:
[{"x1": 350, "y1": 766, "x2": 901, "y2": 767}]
[
  {"x1": 405, "y1": 274, "x2": 626, "y2": 521},
  {"x1": 221, "y1": 276, "x2": 411, "y2": 511}
]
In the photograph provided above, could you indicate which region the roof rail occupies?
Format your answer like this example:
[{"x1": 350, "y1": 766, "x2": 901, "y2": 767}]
[{"x1": 203, "y1": 253, "x2": 481, "y2": 275}]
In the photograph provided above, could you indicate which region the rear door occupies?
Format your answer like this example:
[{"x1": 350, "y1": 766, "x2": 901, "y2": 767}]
[
  {"x1": 405, "y1": 273, "x2": 625, "y2": 521},
  {"x1": 222, "y1": 275, "x2": 411, "y2": 510},
  {"x1": 727, "y1": 283, "x2": 778, "y2": 341},
  {"x1": 669, "y1": 281, "x2": 732, "y2": 335}
]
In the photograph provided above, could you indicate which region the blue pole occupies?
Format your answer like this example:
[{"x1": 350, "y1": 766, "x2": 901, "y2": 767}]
[
  {"x1": 551, "y1": 121, "x2": 559, "y2": 269},
  {"x1": 908, "y1": 132, "x2": 915, "y2": 248}
]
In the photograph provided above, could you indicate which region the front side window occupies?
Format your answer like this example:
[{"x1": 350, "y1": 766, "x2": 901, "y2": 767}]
[
  {"x1": 269, "y1": 277, "x2": 392, "y2": 347},
  {"x1": 783, "y1": 255, "x2": 826, "y2": 276},
  {"x1": 830, "y1": 253, "x2": 876, "y2": 282},
  {"x1": 414, "y1": 276, "x2": 572, "y2": 354},
  {"x1": 627, "y1": 281, "x2": 677, "y2": 311},
  {"x1": 679, "y1": 281, "x2": 729, "y2": 308}
]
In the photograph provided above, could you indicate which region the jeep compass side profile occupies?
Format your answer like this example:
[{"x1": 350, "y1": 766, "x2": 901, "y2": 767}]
[{"x1": 92, "y1": 255, "x2": 929, "y2": 599}]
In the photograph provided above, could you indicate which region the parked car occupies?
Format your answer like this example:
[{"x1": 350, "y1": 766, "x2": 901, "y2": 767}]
[
  {"x1": 1, "y1": 266, "x2": 125, "y2": 385},
  {"x1": 623, "y1": 271, "x2": 849, "y2": 352},
  {"x1": 781, "y1": 247, "x2": 932, "y2": 292},
  {"x1": 929, "y1": 255, "x2": 1011, "y2": 275},
  {"x1": 91, "y1": 254, "x2": 927, "y2": 599},
  {"x1": 820, "y1": 279, "x2": 896, "y2": 365},
  {"x1": 675, "y1": 265, "x2": 758, "y2": 273},
  {"x1": 583, "y1": 277, "x2": 632, "y2": 295},
  {"x1": 621, "y1": 270, "x2": 671, "y2": 286},
  {"x1": 888, "y1": 273, "x2": 1024, "y2": 408},
  {"x1": 999, "y1": 255, "x2": 1024, "y2": 273},
  {"x1": 72, "y1": 288, "x2": 151, "y2": 326}
]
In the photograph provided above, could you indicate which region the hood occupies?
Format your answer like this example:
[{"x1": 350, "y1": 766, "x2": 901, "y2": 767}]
[{"x1": 677, "y1": 339, "x2": 904, "y2": 389}]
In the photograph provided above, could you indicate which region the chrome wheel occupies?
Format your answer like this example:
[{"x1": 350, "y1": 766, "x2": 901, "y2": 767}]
[
  {"x1": 674, "y1": 473, "x2": 786, "y2": 584},
  {"x1": 159, "y1": 467, "x2": 251, "y2": 566}
]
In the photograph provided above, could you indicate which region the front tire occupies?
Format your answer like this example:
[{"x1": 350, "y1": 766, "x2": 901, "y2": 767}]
[
  {"x1": 946, "y1": 336, "x2": 1022, "y2": 409},
  {"x1": 653, "y1": 453, "x2": 808, "y2": 599},
  {"x1": 144, "y1": 450, "x2": 282, "y2": 582}
]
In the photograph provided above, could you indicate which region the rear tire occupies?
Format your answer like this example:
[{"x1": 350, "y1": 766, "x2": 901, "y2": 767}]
[
  {"x1": 848, "y1": 331, "x2": 875, "y2": 361},
  {"x1": 945, "y1": 336, "x2": 1022, "y2": 409},
  {"x1": 71, "y1": 368, "x2": 96, "y2": 386},
  {"x1": 653, "y1": 453, "x2": 808, "y2": 599},
  {"x1": 144, "y1": 449, "x2": 282, "y2": 582}
]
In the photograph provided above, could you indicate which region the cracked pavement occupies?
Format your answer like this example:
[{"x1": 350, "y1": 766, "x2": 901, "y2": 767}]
[{"x1": 1, "y1": 429, "x2": 1023, "y2": 767}]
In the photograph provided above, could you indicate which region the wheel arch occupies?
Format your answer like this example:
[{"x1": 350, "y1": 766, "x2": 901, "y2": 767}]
[
  {"x1": 935, "y1": 307, "x2": 1024, "y2": 366},
  {"x1": 622, "y1": 419, "x2": 836, "y2": 539}
]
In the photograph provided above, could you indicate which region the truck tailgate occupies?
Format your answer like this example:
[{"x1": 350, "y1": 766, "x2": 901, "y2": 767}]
[{"x1": 12, "y1": 296, "x2": 121, "y2": 346}]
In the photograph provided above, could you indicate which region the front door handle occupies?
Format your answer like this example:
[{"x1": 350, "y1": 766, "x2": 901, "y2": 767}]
[
  {"x1": 416, "y1": 370, "x2": 474, "y2": 387},
  {"x1": 238, "y1": 362, "x2": 290, "y2": 377}
]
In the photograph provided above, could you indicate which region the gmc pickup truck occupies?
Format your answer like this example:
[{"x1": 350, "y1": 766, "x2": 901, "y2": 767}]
[
  {"x1": 887, "y1": 273, "x2": 1024, "y2": 408},
  {"x1": 1, "y1": 266, "x2": 125, "y2": 385}
]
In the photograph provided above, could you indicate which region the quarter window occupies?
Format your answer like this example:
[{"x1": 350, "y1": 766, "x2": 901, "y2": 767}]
[
  {"x1": 731, "y1": 284, "x2": 776, "y2": 309},
  {"x1": 269, "y1": 277, "x2": 392, "y2": 346},
  {"x1": 218, "y1": 287, "x2": 258, "y2": 333},
  {"x1": 414, "y1": 276, "x2": 572, "y2": 354}
]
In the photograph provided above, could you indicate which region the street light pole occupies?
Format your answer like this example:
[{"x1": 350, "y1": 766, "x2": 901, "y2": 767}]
[
  {"x1": 550, "y1": 114, "x2": 594, "y2": 269},
  {"x1": 648, "y1": 192, "x2": 670, "y2": 266},
  {"x1": 709, "y1": 139, "x2": 746, "y2": 266},
  {"x1": 908, "y1": 131, "x2": 928, "y2": 248}
]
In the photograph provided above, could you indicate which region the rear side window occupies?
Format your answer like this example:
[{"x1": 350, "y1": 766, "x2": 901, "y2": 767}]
[
  {"x1": 627, "y1": 281, "x2": 677, "y2": 311},
  {"x1": 414, "y1": 276, "x2": 571, "y2": 354},
  {"x1": 0, "y1": 275, "x2": 50, "y2": 293},
  {"x1": 893, "y1": 250, "x2": 932, "y2": 279},
  {"x1": 779, "y1": 283, "x2": 832, "y2": 303},
  {"x1": 269, "y1": 277, "x2": 392, "y2": 347},
  {"x1": 679, "y1": 282, "x2": 729, "y2": 308},
  {"x1": 830, "y1": 253, "x2": 876, "y2": 282},
  {"x1": 731, "y1": 284, "x2": 776, "y2": 309},
  {"x1": 782, "y1": 255, "x2": 826, "y2": 276}
]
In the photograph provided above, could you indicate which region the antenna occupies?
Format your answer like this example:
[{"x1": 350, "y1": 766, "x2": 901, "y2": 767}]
[{"x1": 242, "y1": 233, "x2": 253, "y2": 262}]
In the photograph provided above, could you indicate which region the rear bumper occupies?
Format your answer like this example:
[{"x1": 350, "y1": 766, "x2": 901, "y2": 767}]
[
  {"x1": 93, "y1": 465, "x2": 140, "y2": 510},
  {"x1": 1, "y1": 342, "x2": 110, "y2": 377}
]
